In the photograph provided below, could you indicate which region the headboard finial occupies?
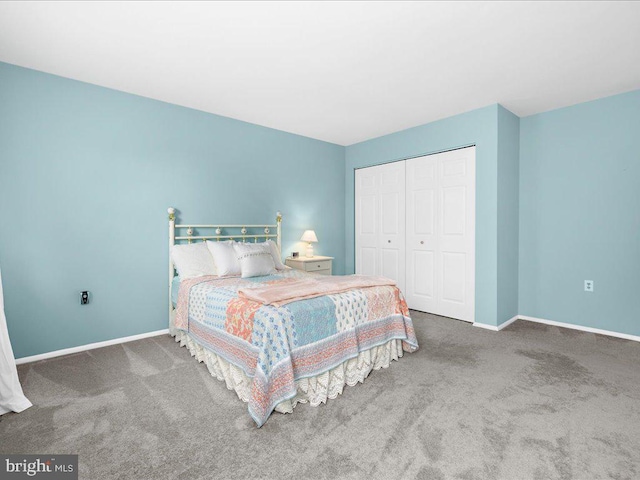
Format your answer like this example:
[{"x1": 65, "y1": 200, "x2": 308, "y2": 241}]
[
  {"x1": 276, "y1": 211, "x2": 282, "y2": 251},
  {"x1": 168, "y1": 207, "x2": 175, "y2": 221}
]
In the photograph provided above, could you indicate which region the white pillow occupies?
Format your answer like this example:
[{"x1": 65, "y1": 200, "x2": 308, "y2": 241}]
[
  {"x1": 171, "y1": 242, "x2": 217, "y2": 279},
  {"x1": 206, "y1": 241, "x2": 241, "y2": 277},
  {"x1": 266, "y1": 240, "x2": 286, "y2": 270},
  {"x1": 233, "y1": 242, "x2": 276, "y2": 278}
]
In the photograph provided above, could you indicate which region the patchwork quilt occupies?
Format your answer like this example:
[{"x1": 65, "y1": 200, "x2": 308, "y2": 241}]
[{"x1": 174, "y1": 269, "x2": 418, "y2": 426}]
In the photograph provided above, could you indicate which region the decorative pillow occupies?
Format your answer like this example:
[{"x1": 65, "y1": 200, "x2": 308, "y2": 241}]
[
  {"x1": 265, "y1": 240, "x2": 286, "y2": 270},
  {"x1": 233, "y1": 242, "x2": 276, "y2": 278},
  {"x1": 171, "y1": 242, "x2": 217, "y2": 279},
  {"x1": 206, "y1": 241, "x2": 241, "y2": 277}
]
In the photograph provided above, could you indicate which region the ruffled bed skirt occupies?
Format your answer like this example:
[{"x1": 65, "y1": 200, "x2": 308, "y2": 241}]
[{"x1": 170, "y1": 327, "x2": 404, "y2": 415}]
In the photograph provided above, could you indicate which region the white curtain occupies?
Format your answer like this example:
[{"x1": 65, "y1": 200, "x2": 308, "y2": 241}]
[{"x1": 0, "y1": 266, "x2": 32, "y2": 414}]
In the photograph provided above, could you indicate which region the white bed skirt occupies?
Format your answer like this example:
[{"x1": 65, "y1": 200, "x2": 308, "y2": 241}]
[{"x1": 171, "y1": 328, "x2": 404, "y2": 415}]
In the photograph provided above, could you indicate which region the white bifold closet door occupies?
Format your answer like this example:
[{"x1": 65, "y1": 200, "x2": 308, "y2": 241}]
[
  {"x1": 355, "y1": 146, "x2": 475, "y2": 323},
  {"x1": 405, "y1": 147, "x2": 475, "y2": 322},
  {"x1": 355, "y1": 161, "x2": 406, "y2": 293}
]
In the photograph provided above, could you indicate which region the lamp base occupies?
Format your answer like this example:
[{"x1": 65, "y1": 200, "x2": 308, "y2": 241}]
[{"x1": 305, "y1": 244, "x2": 314, "y2": 258}]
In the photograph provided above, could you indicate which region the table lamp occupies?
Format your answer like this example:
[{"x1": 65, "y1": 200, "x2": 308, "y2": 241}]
[{"x1": 300, "y1": 230, "x2": 318, "y2": 258}]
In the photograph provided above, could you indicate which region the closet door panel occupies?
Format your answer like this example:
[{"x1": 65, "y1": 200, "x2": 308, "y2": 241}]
[
  {"x1": 406, "y1": 155, "x2": 437, "y2": 312},
  {"x1": 381, "y1": 249, "x2": 400, "y2": 283},
  {"x1": 414, "y1": 190, "x2": 435, "y2": 235},
  {"x1": 359, "y1": 247, "x2": 377, "y2": 276},
  {"x1": 441, "y1": 252, "x2": 466, "y2": 303},
  {"x1": 436, "y1": 148, "x2": 475, "y2": 322},
  {"x1": 381, "y1": 192, "x2": 400, "y2": 235},
  {"x1": 355, "y1": 167, "x2": 379, "y2": 277},
  {"x1": 412, "y1": 250, "x2": 434, "y2": 297},
  {"x1": 442, "y1": 186, "x2": 466, "y2": 236},
  {"x1": 378, "y1": 162, "x2": 406, "y2": 292}
]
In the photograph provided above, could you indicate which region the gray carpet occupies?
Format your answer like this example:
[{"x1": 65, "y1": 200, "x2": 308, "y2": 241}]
[{"x1": 1, "y1": 312, "x2": 639, "y2": 480}]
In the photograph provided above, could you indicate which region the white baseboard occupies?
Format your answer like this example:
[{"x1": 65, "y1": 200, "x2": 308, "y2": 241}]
[
  {"x1": 15, "y1": 329, "x2": 170, "y2": 365},
  {"x1": 473, "y1": 315, "x2": 518, "y2": 332},
  {"x1": 472, "y1": 322, "x2": 499, "y2": 331},
  {"x1": 518, "y1": 315, "x2": 640, "y2": 343},
  {"x1": 475, "y1": 314, "x2": 640, "y2": 343}
]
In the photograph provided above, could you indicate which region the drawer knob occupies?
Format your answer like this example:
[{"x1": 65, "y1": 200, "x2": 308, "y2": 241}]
[
  {"x1": 387, "y1": 240, "x2": 391, "y2": 243},
  {"x1": 420, "y1": 241, "x2": 424, "y2": 244}
]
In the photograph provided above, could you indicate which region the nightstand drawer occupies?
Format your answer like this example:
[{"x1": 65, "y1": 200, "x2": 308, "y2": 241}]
[
  {"x1": 285, "y1": 255, "x2": 333, "y2": 275},
  {"x1": 306, "y1": 260, "x2": 331, "y2": 272}
]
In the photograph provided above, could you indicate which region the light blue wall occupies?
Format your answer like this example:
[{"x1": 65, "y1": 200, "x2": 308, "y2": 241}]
[
  {"x1": 497, "y1": 106, "x2": 520, "y2": 323},
  {"x1": 5, "y1": 60, "x2": 636, "y2": 358},
  {"x1": 0, "y1": 62, "x2": 346, "y2": 358},
  {"x1": 345, "y1": 106, "x2": 502, "y2": 326},
  {"x1": 519, "y1": 90, "x2": 640, "y2": 336}
]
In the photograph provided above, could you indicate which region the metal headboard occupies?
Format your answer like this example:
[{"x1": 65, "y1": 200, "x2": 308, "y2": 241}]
[{"x1": 167, "y1": 207, "x2": 282, "y2": 323}]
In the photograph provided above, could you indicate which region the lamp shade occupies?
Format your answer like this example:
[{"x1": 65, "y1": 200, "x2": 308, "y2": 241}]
[{"x1": 300, "y1": 230, "x2": 318, "y2": 243}]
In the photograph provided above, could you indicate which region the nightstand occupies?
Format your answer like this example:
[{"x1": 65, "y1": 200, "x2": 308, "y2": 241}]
[{"x1": 285, "y1": 255, "x2": 333, "y2": 275}]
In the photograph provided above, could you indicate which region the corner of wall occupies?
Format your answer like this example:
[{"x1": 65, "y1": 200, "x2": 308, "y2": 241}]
[{"x1": 496, "y1": 105, "x2": 521, "y2": 325}]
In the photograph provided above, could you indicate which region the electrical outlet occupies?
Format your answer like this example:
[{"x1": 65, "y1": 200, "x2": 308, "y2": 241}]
[
  {"x1": 80, "y1": 291, "x2": 90, "y2": 305},
  {"x1": 584, "y1": 280, "x2": 594, "y2": 292}
]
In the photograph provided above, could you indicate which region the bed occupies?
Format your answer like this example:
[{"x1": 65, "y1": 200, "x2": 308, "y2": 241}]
[{"x1": 167, "y1": 208, "x2": 418, "y2": 426}]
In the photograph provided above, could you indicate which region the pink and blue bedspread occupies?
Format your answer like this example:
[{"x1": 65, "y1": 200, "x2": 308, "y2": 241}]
[{"x1": 174, "y1": 269, "x2": 418, "y2": 426}]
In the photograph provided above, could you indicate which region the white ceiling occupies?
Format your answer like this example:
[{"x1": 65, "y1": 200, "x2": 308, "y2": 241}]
[{"x1": 1, "y1": 1, "x2": 639, "y2": 146}]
